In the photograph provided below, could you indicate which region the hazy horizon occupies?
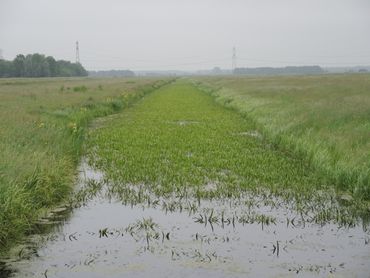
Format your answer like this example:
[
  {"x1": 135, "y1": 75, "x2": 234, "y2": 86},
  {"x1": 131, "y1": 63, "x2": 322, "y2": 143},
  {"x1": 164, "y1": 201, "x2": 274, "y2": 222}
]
[{"x1": 1, "y1": 0, "x2": 370, "y2": 71}]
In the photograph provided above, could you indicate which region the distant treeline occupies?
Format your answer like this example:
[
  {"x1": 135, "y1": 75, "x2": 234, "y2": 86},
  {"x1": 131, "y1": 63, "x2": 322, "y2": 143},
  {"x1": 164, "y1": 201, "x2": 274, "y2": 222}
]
[
  {"x1": 234, "y1": 66, "x2": 324, "y2": 75},
  {"x1": 0, "y1": 53, "x2": 88, "y2": 78},
  {"x1": 89, "y1": 70, "x2": 135, "y2": 77}
]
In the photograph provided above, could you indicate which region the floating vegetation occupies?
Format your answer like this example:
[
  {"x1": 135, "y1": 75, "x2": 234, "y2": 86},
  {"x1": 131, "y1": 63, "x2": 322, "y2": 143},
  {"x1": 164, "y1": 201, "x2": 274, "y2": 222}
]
[{"x1": 86, "y1": 80, "x2": 370, "y2": 226}]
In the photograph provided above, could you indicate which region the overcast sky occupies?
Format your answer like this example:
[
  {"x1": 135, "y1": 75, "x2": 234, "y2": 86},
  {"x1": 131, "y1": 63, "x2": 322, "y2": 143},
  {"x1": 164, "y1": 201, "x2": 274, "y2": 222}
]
[{"x1": 1, "y1": 0, "x2": 369, "y2": 71}]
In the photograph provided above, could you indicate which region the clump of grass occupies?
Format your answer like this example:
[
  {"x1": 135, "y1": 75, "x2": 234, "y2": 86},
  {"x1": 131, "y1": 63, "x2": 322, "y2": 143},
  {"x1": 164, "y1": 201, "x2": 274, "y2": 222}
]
[
  {"x1": 73, "y1": 85, "x2": 88, "y2": 92},
  {"x1": 125, "y1": 218, "x2": 169, "y2": 249}
]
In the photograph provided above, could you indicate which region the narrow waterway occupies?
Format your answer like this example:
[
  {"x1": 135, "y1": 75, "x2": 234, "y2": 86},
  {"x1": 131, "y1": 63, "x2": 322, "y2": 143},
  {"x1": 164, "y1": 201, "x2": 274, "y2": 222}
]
[{"x1": 1, "y1": 160, "x2": 369, "y2": 278}]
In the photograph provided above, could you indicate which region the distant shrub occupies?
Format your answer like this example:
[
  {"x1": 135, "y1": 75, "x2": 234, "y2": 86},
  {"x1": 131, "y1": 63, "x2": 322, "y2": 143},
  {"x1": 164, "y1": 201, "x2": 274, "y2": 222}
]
[{"x1": 73, "y1": 85, "x2": 88, "y2": 92}]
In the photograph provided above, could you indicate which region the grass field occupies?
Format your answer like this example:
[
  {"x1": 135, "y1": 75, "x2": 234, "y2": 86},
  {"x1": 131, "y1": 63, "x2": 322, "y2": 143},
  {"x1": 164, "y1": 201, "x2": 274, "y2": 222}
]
[
  {"x1": 192, "y1": 74, "x2": 370, "y2": 199},
  {"x1": 0, "y1": 76, "x2": 173, "y2": 248}
]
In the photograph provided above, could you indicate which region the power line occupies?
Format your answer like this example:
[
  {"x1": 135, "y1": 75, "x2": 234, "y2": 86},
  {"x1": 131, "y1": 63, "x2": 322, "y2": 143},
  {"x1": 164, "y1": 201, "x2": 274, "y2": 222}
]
[
  {"x1": 232, "y1": 47, "x2": 237, "y2": 71},
  {"x1": 236, "y1": 56, "x2": 370, "y2": 66},
  {"x1": 75, "y1": 41, "x2": 80, "y2": 64},
  {"x1": 64, "y1": 44, "x2": 370, "y2": 69},
  {"x1": 82, "y1": 57, "x2": 230, "y2": 69}
]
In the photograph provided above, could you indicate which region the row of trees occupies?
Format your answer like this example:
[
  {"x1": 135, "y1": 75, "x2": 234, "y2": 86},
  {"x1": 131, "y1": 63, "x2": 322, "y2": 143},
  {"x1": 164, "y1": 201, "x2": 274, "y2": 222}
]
[{"x1": 0, "y1": 53, "x2": 88, "y2": 77}]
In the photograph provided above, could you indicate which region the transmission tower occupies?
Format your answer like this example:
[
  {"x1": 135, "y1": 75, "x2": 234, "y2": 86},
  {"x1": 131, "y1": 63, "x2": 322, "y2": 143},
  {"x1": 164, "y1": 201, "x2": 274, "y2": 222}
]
[
  {"x1": 0, "y1": 49, "x2": 3, "y2": 60},
  {"x1": 75, "y1": 41, "x2": 80, "y2": 64},
  {"x1": 232, "y1": 47, "x2": 237, "y2": 72}
]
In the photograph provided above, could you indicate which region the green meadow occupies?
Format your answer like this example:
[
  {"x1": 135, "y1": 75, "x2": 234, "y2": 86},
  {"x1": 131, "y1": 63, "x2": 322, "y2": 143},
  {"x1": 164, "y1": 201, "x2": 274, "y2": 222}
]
[
  {"x1": 0, "y1": 77, "x2": 173, "y2": 248},
  {"x1": 192, "y1": 74, "x2": 370, "y2": 199}
]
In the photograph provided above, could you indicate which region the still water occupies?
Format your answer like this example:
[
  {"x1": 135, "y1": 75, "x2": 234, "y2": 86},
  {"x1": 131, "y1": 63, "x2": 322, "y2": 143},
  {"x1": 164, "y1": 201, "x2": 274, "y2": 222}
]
[{"x1": 1, "y1": 161, "x2": 369, "y2": 278}]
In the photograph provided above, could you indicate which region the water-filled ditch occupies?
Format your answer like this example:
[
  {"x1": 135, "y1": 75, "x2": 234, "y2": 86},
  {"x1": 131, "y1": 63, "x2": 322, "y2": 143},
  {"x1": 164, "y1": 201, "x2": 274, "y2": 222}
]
[{"x1": 1, "y1": 160, "x2": 369, "y2": 278}]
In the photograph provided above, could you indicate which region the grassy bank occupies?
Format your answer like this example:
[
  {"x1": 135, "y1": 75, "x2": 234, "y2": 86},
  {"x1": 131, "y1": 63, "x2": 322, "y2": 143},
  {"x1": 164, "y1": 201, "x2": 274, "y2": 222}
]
[
  {"x1": 0, "y1": 76, "x2": 173, "y2": 248},
  {"x1": 192, "y1": 74, "x2": 370, "y2": 199}
]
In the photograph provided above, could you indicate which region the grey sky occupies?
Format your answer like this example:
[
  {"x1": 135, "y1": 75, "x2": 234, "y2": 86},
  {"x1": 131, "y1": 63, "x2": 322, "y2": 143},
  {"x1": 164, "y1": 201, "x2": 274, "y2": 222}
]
[{"x1": 1, "y1": 0, "x2": 369, "y2": 71}]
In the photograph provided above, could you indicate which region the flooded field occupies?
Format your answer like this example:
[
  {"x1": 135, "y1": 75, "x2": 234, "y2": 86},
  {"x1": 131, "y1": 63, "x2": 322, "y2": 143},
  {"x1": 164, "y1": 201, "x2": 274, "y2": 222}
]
[{"x1": 1, "y1": 160, "x2": 369, "y2": 278}]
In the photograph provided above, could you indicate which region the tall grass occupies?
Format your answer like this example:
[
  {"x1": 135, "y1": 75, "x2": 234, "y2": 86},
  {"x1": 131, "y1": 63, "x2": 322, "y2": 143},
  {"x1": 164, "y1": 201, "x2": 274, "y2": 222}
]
[
  {"x1": 192, "y1": 74, "x2": 370, "y2": 199},
  {"x1": 0, "y1": 77, "x2": 174, "y2": 249}
]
